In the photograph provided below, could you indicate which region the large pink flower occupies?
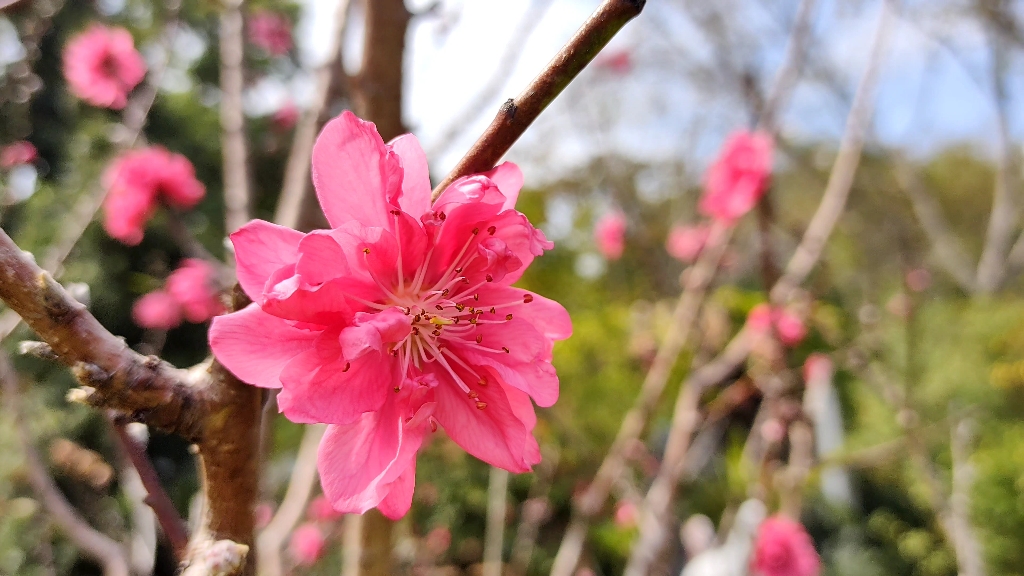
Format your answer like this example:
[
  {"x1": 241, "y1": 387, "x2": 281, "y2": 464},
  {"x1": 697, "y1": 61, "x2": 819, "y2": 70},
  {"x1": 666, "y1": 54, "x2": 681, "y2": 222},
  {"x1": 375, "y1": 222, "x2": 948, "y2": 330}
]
[
  {"x1": 594, "y1": 212, "x2": 626, "y2": 260},
  {"x1": 751, "y1": 515, "x2": 821, "y2": 576},
  {"x1": 102, "y1": 147, "x2": 206, "y2": 245},
  {"x1": 699, "y1": 131, "x2": 773, "y2": 222},
  {"x1": 63, "y1": 25, "x2": 146, "y2": 110},
  {"x1": 210, "y1": 111, "x2": 570, "y2": 519}
]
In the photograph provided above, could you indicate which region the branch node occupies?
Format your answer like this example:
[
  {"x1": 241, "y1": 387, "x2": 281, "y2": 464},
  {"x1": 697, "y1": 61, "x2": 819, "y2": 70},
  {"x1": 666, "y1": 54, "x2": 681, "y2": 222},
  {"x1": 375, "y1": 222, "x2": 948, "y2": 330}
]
[
  {"x1": 18, "y1": 340, "x2": 57, "y2": 361},
  {"x1": 36, "y1": 272, "x2": 82, "y2": 321},
  {"x1": 72, "y1": 362, "x2": 111, "y2": 388},
  {"x1": 181, "y1": 539, "x2": 249, "y2": 576},
  {"x1": 66, "y1": 386, "x2": 96, "y2": 405},
  {"x1": 500, "y1": 98, "x2": 517, "y2": 121}
]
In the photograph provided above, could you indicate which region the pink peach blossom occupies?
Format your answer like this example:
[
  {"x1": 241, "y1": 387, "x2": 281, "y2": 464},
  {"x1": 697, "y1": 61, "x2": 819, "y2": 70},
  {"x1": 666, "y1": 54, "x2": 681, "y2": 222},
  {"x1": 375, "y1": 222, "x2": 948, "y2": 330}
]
[
  {"x1": 102, "y1": 147, "x2": 205, "y2": 245},
  {"x1": 802, "y1": 353, "x2": 832, "y2": 385},
  {"x1": 905, "y1": 268, "x2": 931, "y2": 292},
  {"x1": 614, "y1": 501, "x2": 638, "y2": 528},
  {"x1": 699, "y1": 131, "x2": 773, "y2": 222},
  {"x1": 288, "y1": 522, "x2": 326, "y2": 567},
  {"x1": 209, "y1": 111, "x2": 570, "y2": 519},
  {"x1": 1, "y1": 141, "x2": 37, "y2": 168},
  {"x1": 746, "y1": 304, "x2": 806, "y2": 347},
  {"x1": 594, "y1": 212, "x2": 626, "y2": 260},
  {"x1": 132, "y1": 290, "x2": 182, "y2": 330},
  {"x1": 247, "y1": 11, "x2": 293, "y2": 56},
  {"x1": 63, "y1": 25, "x2": 146, "y2": 110},
  {"x1": 307, "y1": 495, "x2": 344, "y2": 522},
  {"x1": 254, "y1": 502, "x2": 274, "y2": 529},
  {"x1": 166, "y1": 259, "x2": 223, "y2": 323},
  {"x1": 272, "y1": 102, "x2": 300, "y2": 131},
  {"x1": 665, "y1": 224, "x2": 710, "y2": 263},
  {"x1": 751, "y1": 515, "x2": 821, "y2": 576},
  {"x1": 424, "y1": 526, "x2": 452, "y2": 556}
]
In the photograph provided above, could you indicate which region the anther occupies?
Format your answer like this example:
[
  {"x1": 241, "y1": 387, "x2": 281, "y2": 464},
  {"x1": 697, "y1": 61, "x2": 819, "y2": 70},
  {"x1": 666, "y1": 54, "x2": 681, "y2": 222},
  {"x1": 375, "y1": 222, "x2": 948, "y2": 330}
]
[
  {"x1": 523, "y1": 294, "x2": 534, "y2": 303},
  {"x1": 414, "y1": 315, "x2": 422, "y2": 323},
  {"x1": 363, "y1": 248, "x2": 371, "y2": 254},
  {"x1": 455, "y1": 267, "x2": 463, "y2": 274},
  {"x1": 477, "y1": 376, "x2": 488, "y2": 386},
  {"x1": 470, "y1": 317, "x2": 478, "y2": 325},
  {"x1": 390, "y1": 209, "x2": 401, "y2": 215},
  {"x1": 437, "y1": 212, "x2": 446, "y2": 221},
  {"x1": 431, "y1": 329, "x2": 441, "y2": 337},
  {"x1": 475, "y1": 335, "x2": 483, "y2": 344},
  {"x1": 441, "y1": 288, "x2": 450, "y2": 296},
  {"x1": 502, "y1": 346, "x2": 510, "y2": 353},
  {"x1": 430, "y1": 420, "x2": 438, "y2": 432},
  {"x1": 435, "y1": 305, "x2": 444, "y2": 311},
  {"x1": 487, "y1": 226, "x2": 497, "y2": 235},
  {"x1": 412, "y1": 327, "x2": 420, "y2": 335},
  {"x1": 394, "y1": 386, "x2": 401, "y2": 392},
  {"x1": 472, "y1": 227, "x2": 480, "y2": 235},
  {"x1": 489, "y1": 307, "x2": 496, "y2": 314},
  {"x1": 475, "y1": 402, "x2": 488, "y2": 410},
  {"x1": 505, "y1": 314, "x2": 513, "y2": 321},
  {"x1": 473, "y1": 294, "x2": 480, "y2": 301},
  {"x1": 342, "y1": 362, "x2": 351, "y2": 372},
  {"x1": 485, "y1": 274, "x2": 493, "y2": 282},
  {"x1": 455, "y1": 303, "x2": 465, "y2": 312},
  {"x1": 468, "y1": 391, "x2": 479, "y2": 399}
]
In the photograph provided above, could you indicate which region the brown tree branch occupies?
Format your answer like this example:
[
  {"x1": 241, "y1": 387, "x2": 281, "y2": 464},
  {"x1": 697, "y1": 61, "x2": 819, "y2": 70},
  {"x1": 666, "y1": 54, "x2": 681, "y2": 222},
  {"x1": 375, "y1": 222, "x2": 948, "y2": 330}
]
[
  {"x1": 431, "y1": 0, "x2": 645, "y2": 199},
  {"x1": 0, "y1": 353, "x2": 131, "y2": 576},
  {"x1": 220, "y1": 0, "x2": 252, "y2": 235},
  {"x1": 0, "y1": 228, "x2": 202, "y2": 437}
]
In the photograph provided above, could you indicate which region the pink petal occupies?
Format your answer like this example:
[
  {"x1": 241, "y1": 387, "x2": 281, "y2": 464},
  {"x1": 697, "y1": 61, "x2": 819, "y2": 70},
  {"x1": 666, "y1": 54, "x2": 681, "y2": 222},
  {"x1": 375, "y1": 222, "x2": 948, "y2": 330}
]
[
  {"x1": 376, "y1": 464, "x2": 416, "y2": 520},
  {"x1": 209, "y1": 303, "x2": 319, "y2": 388},
  {"x1": 388, "y1": 134, "x2": 432, "y2": 218},
  {"x1": 277, "y1": 348, "x2": 395, "y2": 425},
  {"x1": 230, "y1": 220, "x2": 304, "y2": 301},
  {"x1": 339, "y1": 309, "x2": 411, "y2": 360},
  {"x1": 482, "y1": 162, "x2": 524, "y2": 212},
  {"x1": 480, "y1": 286, "x2": 571, "y2": 341},
  {"x1": 311, "y1": 111, "x2": 398, "y2": 230},
  {"x1": 430, "y1": 368, "x2": 538, "y2": 473}
]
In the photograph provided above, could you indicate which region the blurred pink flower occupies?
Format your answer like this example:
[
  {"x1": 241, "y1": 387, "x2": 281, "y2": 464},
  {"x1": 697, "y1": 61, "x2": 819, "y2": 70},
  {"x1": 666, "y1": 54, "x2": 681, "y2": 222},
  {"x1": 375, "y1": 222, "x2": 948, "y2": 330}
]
[
  {"x1": 614, "y1": 501, "x2": 638, "y2": 528},
  {"x1": 594, "y1": 211, "x2": 626, "y2": 259},
  {"x1": 802, "y1": 353, "x2": 832, "y2": 385},
  {"x1": 288, "y1": 522, "x2": 326, "y2": 567},
  {"x1": 746, "y1": 303, "x2": 806, "y2": 347},
  {"x1": 209, "y1": 111, "x2": 570, "y2": 519},
  {"x1": 594, "y1": 49, "x2": 632, "y2": 74},
  {"x1": 307, "y1": 495, "x2": 344, "y2": 522},
  {"x1": 63, "y1": 25, "x2": 146, "y2": 110},
  {"x1": 272, "y1": 102, "x2": 300, "y2": 131},
  {"x1": 424, "y1": 526, "x2": 452, "y2": 556},
  {"x1": 760, "y1": 418, "x2": 787, "y2": 443},
  {"x1": 102, "y1": 147, "x2": 205, "y2": 245},
  {"x1": 751, "y1": 515, "x2": 821, "y2": 576},
  {"x1": 132, "y1": 290, "x2": 182, "y2": 330},
  {"x1": 166, "y1": 259, "x2": 223, "y2": 323},
  {"x1": 699, "y1": 131, "x2": 773, "y2": 222},
  {"x1": 666, "y1": 224, "x2": 710, "y2": 263},
  {"x1": 247, "y1": 11, "x2": 293, "y2": 56},
  {"x1": 905, "y1": 268, "x2": 931, "y2": 292},
  {"x1": 254, "y1": 502, "x2": 274, "y2": 529},
  {"x1": 1, "y1": 141, "x2": 37, "y2": 168}
]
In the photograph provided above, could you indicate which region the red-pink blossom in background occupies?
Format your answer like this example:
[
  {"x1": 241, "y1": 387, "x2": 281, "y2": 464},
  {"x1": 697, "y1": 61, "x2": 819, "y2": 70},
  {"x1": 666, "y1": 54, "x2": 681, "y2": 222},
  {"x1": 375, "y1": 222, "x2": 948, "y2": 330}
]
[
  {"x1": 209, "y1": 111, "x2": 570, "y2": 519},
  {"x1": 905, "y1": 268, "x2": 932, "y2": 292},
  {"x1": 307, "y1": 495, "x2": 344, "y2": 523},
  {"x1": 803, "y1": 353, "x2": 833, "y2": 384},
  {"x1": 699, "y1": 131, "x2": 773, "y2": 222},
  {"x1": 166, "y1": 259, "x2": 223, "y2": 322},
  {"x1": 63, "y1": 25, "x2": 146, "y2": 110},
  {"x1": 614, "y1": 501, "x2": 638, "y2": 528},
  {"x1": 424, "y1": 526, "x2": 452, "y2": 556},
  {"x1": 272, "y1": 102, "x2": 300, "y2": 131},
  {"x1": 594, "y1": 49, "x2": 632, "y2": 74},
  {"x1": 102, "y1": 147, "x2": 205, "y2": 245},
  {"x1": 254, "y1": 503, "x2": 274, "y2": 529},
  {"x1": 751, "y1": 515, "x2": 821, "y2": 576},
  {"x1": 132, "y1": 290, "x2": 182, "y2": 330},
  {"x1": 288, "y1": 522, "x2": 326, "y2": 567},
  {"x1": 665, "y1": 224, "x2": 710, "y2": 263},
  {"x1": 594, "y1": 211, "x2": 626, "y2": 259},
  {"x1": 247, "y1": 11, "x2": 293, "y2": 56},
  {"x1": 0, "y1": 141, "x2": 37, "y2": 168},
  {"x1": 746, "y1": 303, "x2": 806, "y2": 347}
]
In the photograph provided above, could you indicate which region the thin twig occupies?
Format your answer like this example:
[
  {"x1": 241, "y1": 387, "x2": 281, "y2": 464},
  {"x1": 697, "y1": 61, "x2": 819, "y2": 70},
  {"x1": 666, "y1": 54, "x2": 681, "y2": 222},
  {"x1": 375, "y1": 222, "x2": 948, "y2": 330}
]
[
  {"x1": 273, "y1": 0, "x2": 352, "y2": 231},
  {"x1": 483, "y1": 467, "x2": 510, "y2": 576},
  {"x1": 431, "y1": 0, "x2": 645, "y2": 199},
  {"x1": 509, "y1": 446, "x2": 559, "y2": 576},
  {"x1": 110, "y1": 420, "x2": 189, "y2": 558},
  {"x1": 220, "y1": 0, "x2": 251, "y2": 235},
  {"x1": 425, "y1": 0, "x2": 554, "y2": 159},
  {"x1": 948, "y1": 417, "x2": 986, "y2": 576},
  {"x1": 0, "y1": 352, "x2": 131, "y2": 576},
  {"x1": 256, "y1": 423, "x2": 327, "y2": 576},
  {"x1": 550, "y1": 221, "x2": 732, "y2": 576}
]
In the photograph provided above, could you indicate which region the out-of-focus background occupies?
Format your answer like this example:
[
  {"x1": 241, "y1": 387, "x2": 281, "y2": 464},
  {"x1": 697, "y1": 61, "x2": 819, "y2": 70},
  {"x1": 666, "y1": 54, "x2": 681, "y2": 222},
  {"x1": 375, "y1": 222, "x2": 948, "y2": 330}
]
[{"x1": 2, "y1": 0, "x2": 1024, "y2": 575}]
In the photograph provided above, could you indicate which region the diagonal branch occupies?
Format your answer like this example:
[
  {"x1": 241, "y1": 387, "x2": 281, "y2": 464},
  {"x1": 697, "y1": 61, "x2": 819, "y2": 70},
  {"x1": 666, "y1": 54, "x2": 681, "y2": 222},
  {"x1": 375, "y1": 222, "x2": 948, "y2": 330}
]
[
  {"x1": 894, "y1": 159, "x2": 977, "y2": 292},
  {"x1": 0, "y1": 353, "x2": 131, "y2": 576},
  {"x1": 431, "y1": 0, "x2": 645, "y2": 199},
  {"x1": 0, "y1": 228, "x2": 202, "y2": 438}
]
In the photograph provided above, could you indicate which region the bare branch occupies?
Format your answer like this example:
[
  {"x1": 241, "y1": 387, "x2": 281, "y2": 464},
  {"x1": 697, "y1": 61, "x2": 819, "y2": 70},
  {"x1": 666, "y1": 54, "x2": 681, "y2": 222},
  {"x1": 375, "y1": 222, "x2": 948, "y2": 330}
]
[
  {"x1": 948, "y1": 417, "x2": 986, "y2": 576},
  {"x1": 894, "y1": 160, "x2": 977, "y2": 292},
  {"x1": 509, "y1": 446, "x2": 559, "y2": 576},
  {"x1": 431, "y1": 0, "x2": 645, "y2": 199},
  {"x1": 0, "y1": 228, "x2": 201, "y2": 437},
  {"x1": 273, "y1": 0, "x2": 352, "y2": 231},
  {"x1": 220, "y1": 0, "x2": 251, "y2": 235},
  {"x1": 256, "y1": 423, "x2": 327, "y2": 576},
  {"x1": 0, "y1": 353, "x2": 131, "y2": 576},
  {"x1": 483, "y1": 467, "x2": 510, "y2": 576}
]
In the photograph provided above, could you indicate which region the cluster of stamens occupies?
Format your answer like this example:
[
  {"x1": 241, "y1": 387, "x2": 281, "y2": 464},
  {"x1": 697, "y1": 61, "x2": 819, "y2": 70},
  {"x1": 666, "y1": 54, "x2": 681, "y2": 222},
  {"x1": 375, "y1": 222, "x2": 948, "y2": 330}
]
[{"x1": 350, "y1": 210, "x2": 534, "y2": 410}]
